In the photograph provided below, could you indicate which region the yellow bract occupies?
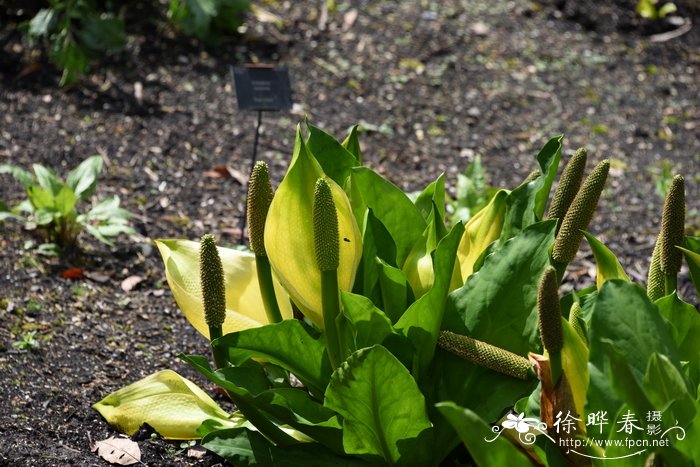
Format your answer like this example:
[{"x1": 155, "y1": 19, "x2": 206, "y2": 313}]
[
  {"x1": 93, "y1": 370, "x2": 240, "y2": 439},
  {"x1": 155, "y1": 239, "x2": 293, "y2": 339},
  {"x1": 456, "y1": 190, "x2": 508, "y2": 283},
  {"x1": 264, "y1": 126, "x2": 362, "y2": 329}
]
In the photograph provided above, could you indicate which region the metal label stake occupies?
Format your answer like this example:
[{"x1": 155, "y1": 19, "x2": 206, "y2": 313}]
[{"x1": 231, "y1": 65, "x2": 292, "y2": 244}]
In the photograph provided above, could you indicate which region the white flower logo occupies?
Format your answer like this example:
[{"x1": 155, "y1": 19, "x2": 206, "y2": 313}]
[{"x1": 502, "y1": 412, "x2": 537, "y2": 433}]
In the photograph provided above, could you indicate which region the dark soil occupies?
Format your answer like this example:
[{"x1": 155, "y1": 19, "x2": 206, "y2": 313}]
[{"x1": 1, "y1": 1, "x2": 699, "y2": 465}]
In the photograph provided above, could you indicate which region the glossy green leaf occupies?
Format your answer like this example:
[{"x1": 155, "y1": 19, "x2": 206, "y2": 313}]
[
  {"x1": 0, "y1": 164, "x2": 34, "y2": 188},
  {"x1": 26, "y1": 185, "x2": 54, "y2": 210},
  {"x1": 66, "y1": 155, "x2": 103, "y2": 200},
  {"x1": 182, "y1": 354, "x2": 342, "y2": 450},
  {"x1": 349, "y1": 167, "x2": 426, "y2": 267},
  {"x1": 679, "y1": 237, "x2": 700, "y2": 297},
  {"x1": 533, "y1": 135, "x2": 563, "y2": 219},
  {"x1": 54, "y1": 185, "x2": 77, "y2": 217},
  {"x1": 214, "y1": 320, "x2": 331, "y2": 395},
  {"x1": 341, "y1": 291, "x2": 395, "y2": 351},
  {"x1": 341, "y1": 125, "x2": 362, "y2": 164},
  {"x1": 414, "y1": 174, "x2": 446, "y2": 222},
  {"x1": 643, "y1": 353, "x2": 696, "y2": 426},
  {"x1": 396, "y1": 222, "x2": 464, "y2": 373},
  {"x1": 436, "y1": 402, "x2": 533, "y2": 467},
  {"x1": 202, "y1": 428, "x2": 366, "y2": 467},
  {"x1": 28, "y1": 8, "x2": 56, "y2": 37},
  {"x1": 32, "y1": 163, "x2": 62, "y2": 196},
  {"x1": 444, "y1": 220, "x2": 557, "y2": 354},
  {"x1": 587, "y1": 280, "x2": 681, "y2": 436},
  {"x1": 265, "y1": 127, "x2": 362, "y2": 328},
  {"x1": 353, "y1": 209, "x2": 395, "y2": 304},
  {"x1": 657, "y1": 293, "x2": 700, "y2": 385},
  {"x1": 430, "y1": 221, "x2": 554, "y2": 457},
  {"x1": 582, "y1": 231, "x2": 630, "y2": 289},
  {"x1": 93, "y1": 370, "x2": 238, "y2": 439},
  {"x1": 500, "y1": 136, "x2": 562, "y2": 241},
  {"x1": 324, "y1": 345, "x2": 433, "y2": 466},
  {"x1": 306, "y1": 122, "x2": 359, "y2": 186},
  {"x1": 155, "y1": 239, "x2": 293, "y2": 339},
  {"x1": 377, "y1": 258, "x2": 410, "y2": 323}
]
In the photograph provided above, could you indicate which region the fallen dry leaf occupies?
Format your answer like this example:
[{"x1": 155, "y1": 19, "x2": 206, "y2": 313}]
[
  {"x1": 121, "y1": 275, "x2": 144, "y2": 292},
  {"x1": 61, "y1": 268, "x2": 84, "y2": 279},
  {"x1": 92, "y1": 436, "x2": 141, "y2": 465}
]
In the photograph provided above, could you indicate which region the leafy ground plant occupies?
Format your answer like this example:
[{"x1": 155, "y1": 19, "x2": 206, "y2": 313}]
[
  {"x1": 94, "y1": 123, "x2": 699, "y2": 466},
  {"x1": 0, "y1": 155, "x2": 134, "y2": 254}
]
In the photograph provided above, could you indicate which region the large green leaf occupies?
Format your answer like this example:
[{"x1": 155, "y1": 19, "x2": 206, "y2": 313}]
[
  {"x1": 202, "y1": 428, "x2": 366, "y2": 466},
  {"x1": 643, "y1": 353, "x2": 696, "y2": 426},
  {"x1": 306, "y1": 122, "x2": 359, "y2": 186},
  {"x1": 377, "y1": 258, "x2": 410, "y2": 323},
  {"x1": 353, "y1": 209, "x2": 396, "y2": 305},
  {"x1": 341, "y1": 291, "x2": 395, "y2": 352},
  {"x1": 582, "y1": 231, "x2": 630, "y2": 289},
  {"x1": 657, "y1": 293, "x2": 700, "y2": 386},
  {"x1": 444, "y1": 220, "x2": 557, "y2": 354},
  {"x1": 500, "y1": 136, "x2": 562, "y2": 241},
  {"x1": 436, "y1": 402, "x2": 533, "y2": 467},
  {"x1": 349, "y1": 167, "x2": 426, "y2": 267},
  {"x1": 341, "y1": 125, "x2": 362, "y2": 164},
  {"x1": 214, "y1": 320, "x2": 332, "y2": 395},
  {"x1": 679, "y1": 236, "x2": 700, "y2": 297},
  {"x1": 32, "y1": 163, "x2": 62, "y2": 196},
  {"x1": 182, "y1": 354, "x2": 343, "y2": 451},
  {"x1": 429, "y1": 221, "x2": 554, "y2": 458},
  {"x1": 66, "y1": 155, "x2": 103, "y2": 200},
  {"x1": 0, "y1": 164, "x2": 35, "y2": 188},
  {"x1": 324, "y1": 345, "x2": 433, "y2": 466},
  {"x1": 396, "y1": 222, "x2": 464, "y2": 374},
  {"x1": 587, "y1": 280, "x2": 682, "y2": 437},
  {"x1": 413, "y1": 174, "x2": 446, "y2": 222},
  {"x1": 533, "y1": 135, "x2": 563, "y2": 219},
  {"x1": 54, "y1": 185, "x2": 77, "y2": 217}
]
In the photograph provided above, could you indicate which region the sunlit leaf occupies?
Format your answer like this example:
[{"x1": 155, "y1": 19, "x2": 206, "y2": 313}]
[
  {"x1": 582, "y1": 231, "x2": 630, "y2": 289},
  {"x1": 93, "y1": 370, "x2": 239, "y2": 439},
  {"x1": 436, "y1": 402, "x2": 533, "y2": 467},
  {"x1": 155, "y1": 239, "x2": 293, "y2": 339},
  {"x1": 325, "y1": 345, "x2": 433, "y2": 465}
]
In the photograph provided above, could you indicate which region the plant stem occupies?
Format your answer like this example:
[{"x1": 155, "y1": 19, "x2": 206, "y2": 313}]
[
  {"x1": 255, "y1": 255, "x2": 283, "y2": 323},
  {"x1": 321, "y1": 269, "x2": 341, "y2": 369},
  {"x1": 208, "y1": 325, "x2": 228, "y2": 370},
  {"x1": 664, "y1": 274, "x2": 677, "y2": 296}
]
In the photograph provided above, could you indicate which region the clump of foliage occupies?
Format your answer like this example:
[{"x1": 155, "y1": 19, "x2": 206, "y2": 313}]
[
  {"x1": 20, "y1": 0, "x2": 251, "y2": 86},
  {"x1": 167, "y1": 0, "x2": 251, "y2": 44},
  {"x1": 24, "y1": 0, "x2": 127, "y2": 86},
  {"x1": 94, "y1": 123, "x2": 700, "y2": 466},
  {"x1": 0, "y1": 155, "x2": 134, "y2": 254}
]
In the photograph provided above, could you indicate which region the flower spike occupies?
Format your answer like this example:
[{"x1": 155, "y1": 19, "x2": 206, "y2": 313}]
[
  {"x1": 247, "y1": 161, "x2": 274, "y2": 257},
  {"x1": 313, "y1": 178, "x2": 340, "y2": 272},
  {"x1": 547, "y1": 147, "x2": 587, "y2": 225},
  {"x1": 552, "y1": 159, "x2": 609, "y2": 264},
  {"x1": 199, "y1": 234, "x2": 226, "y2": 331},
  {"x1": 437, "y1": 331, "x2": 534, "y2": 380},
  {"x1": 659, "y1": 175, "x2": 685, "y2": 276}
]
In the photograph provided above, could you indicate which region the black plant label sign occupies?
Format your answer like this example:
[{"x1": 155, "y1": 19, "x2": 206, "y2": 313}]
[{"x1": 232, "y1": 65, "x2": 292, "y2": 111}]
